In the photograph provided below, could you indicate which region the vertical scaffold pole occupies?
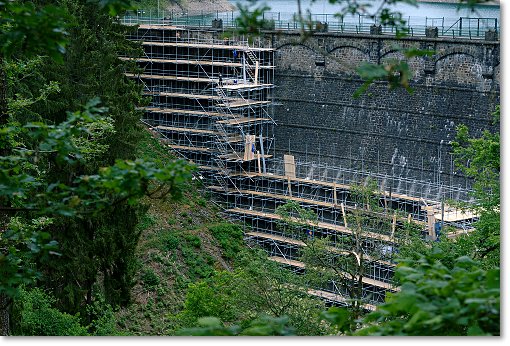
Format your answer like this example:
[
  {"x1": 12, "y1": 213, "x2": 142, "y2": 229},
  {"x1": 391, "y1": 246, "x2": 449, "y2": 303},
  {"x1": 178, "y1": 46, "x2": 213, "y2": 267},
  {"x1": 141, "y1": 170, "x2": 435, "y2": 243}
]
[
  {"x1": 259, "y1": 133, "x2": 266, "y2": 173},
  {"x1": 341, "y1": 203, "x2": 348, "y2": 228},
  {"x1": 257, "y1": 151, "x2": 262, "y2": 174},
  {"x1": 243, "y1": 55, "x2": 247, "y2": 83}
]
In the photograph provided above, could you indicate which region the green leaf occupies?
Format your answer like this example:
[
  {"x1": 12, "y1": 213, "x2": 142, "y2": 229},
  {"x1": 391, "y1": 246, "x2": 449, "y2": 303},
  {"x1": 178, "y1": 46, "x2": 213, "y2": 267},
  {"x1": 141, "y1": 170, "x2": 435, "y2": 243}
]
[
  {"x1": 321, "y1": 307, "x2": 351, "y2": 332},
  {"x1": 467, "y1": 324, "x2": 485, "y2": 336},
  {"x1": 485, "y1": 269, "x2": 500, "y2": 290}
]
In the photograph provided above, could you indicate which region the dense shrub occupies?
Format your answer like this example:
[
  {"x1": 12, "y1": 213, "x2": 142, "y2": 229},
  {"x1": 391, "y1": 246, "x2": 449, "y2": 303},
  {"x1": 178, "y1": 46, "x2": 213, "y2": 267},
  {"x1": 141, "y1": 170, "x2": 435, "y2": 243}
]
[
  {"x1": 12, "y1": 288, "x2": 88, "y2": 336},
  {"x1": 209, "y1": 223, "x2": 244, "y2": 259}
]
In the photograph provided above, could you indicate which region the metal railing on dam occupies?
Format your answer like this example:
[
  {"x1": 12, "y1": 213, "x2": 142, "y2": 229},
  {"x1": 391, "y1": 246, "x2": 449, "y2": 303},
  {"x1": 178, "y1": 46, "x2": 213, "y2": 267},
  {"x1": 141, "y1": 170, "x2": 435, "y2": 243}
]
[{"x1": 121, "y1": 10, "x2": 499, "y2": 40}]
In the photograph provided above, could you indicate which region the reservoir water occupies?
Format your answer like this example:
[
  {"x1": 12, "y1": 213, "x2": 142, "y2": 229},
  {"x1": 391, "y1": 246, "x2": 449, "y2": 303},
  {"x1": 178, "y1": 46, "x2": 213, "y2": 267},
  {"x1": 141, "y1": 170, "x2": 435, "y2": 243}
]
[
  {"x1": 124, "y1": 1, "x2": 500, "y2": 37},
  {"x1": 229, "y1": 0, "x2": 500, "y2": 19},
  {"x1": 224, "y1": 0, "x2": 500, "y2": 35}
]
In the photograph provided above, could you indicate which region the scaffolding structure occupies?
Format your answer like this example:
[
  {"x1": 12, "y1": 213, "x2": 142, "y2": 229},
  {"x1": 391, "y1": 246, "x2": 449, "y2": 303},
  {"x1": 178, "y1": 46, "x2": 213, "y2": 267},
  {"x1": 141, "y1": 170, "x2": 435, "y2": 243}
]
[
  {"x1": 124, "y1": 23, "x2": 478, "y2": 309},
  {"x1": 124, "y1": 25, "x2": 275, "y2": 173}
]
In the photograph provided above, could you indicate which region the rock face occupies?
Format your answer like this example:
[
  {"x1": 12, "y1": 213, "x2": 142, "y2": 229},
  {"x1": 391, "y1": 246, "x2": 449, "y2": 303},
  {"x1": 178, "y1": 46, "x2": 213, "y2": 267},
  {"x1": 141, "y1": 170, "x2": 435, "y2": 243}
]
[{"x1": 166, "y1": 0, "x2": 235, "y2": 15}]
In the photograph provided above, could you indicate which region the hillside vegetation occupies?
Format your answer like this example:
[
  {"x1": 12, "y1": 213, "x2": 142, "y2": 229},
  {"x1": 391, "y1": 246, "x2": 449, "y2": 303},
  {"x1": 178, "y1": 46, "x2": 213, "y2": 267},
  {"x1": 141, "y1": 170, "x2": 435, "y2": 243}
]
[
  {"x1": 1, "y1": 0, "x2": 499, "y2": 337},
  {"x1": 114, "y1": 131, "x2": 242, "y2": 335}
]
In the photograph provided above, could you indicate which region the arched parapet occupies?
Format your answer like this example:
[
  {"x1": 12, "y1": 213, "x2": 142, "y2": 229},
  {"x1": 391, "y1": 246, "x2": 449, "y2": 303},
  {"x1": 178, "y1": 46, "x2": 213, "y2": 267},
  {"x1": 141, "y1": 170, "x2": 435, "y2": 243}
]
[
  {"x1": 434, "y1": 50, "x2": 477, "y2": 65},
  {"x1": 433, "y1": 52, "x2": 483, "y2": 86},
  {"x1": 379, "y1": 49, "x2": 424, "y2": 81},
  {"x1": 325, "y1": 45, "x2": 370, "y2": 74},
  {"x1": 275, "y1": 43, "x2": 318, "y2": 73},
  {"x1": 273, "y1": 34, "x2": 322, "y2": 52},
  {"x1": 326, "y1": 40, "x2": 368, "y2": 55},
  {"x1": 433, "y1": 44, "x2": 482, "y2": 61}
]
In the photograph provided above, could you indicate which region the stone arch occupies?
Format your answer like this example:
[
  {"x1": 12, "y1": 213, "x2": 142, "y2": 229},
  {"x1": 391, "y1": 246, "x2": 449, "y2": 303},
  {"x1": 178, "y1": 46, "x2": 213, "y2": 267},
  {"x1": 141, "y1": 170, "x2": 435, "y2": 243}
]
[
  {"x1": 274, "y1": 41, "x2": 315, "y2": 52},
  {"x1": 434, "y1": 52, "x2": 483, "y2": 86},
  {"x1": 435, "y1": 44, "x2": 481, "y2": 61},
  {"x1": 435, "y1": 51, "x2": 477, "y2": 64},
  {"x1": 326, "y1": 45, "x2": 369, "y2": 74},
  {"x1": 327, "y1": 44, "x2": 367, "y2": 55},
  {"x1": 275, "y1": 43, "x2": 317, "y2": 73},
  {"x1": 380, "y1": 50, "x2": 424, "y2": 81},
  {"x1": 380, "y1": 49, "x2": 401, "y2": 60}
]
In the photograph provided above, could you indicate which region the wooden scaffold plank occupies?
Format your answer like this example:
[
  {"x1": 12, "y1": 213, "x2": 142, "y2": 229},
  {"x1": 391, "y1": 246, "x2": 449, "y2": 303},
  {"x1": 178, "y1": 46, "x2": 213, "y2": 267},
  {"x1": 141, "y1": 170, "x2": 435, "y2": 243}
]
[{"x1": 226, "y1": 207, "x2": 392, "y2": 242}]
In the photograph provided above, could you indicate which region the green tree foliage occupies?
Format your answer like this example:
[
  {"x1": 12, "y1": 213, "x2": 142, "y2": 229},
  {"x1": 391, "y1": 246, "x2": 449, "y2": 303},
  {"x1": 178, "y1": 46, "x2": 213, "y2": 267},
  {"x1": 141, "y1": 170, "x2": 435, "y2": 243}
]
[
  {"x1": 13, "y1": 1, "x2": 161, "y2": 311},
  {"x1": 397, "y1": 230, "x2": 475, "y2": 271},
  {"x1": 11, "y1": 286, "x2": 126, "y2": 336},
  {"x1": 1, "y1": 0, "x2": 195, "y2": 335},
  {"x1": 390, "y1": 105, "x2": 500, "y2": 335},
  {"x1": 275, "y1": 200, "x2": 318, "y2": 239},
  {"x1": 177, "y1": 250, "x2": 330, "y2": 335},
  {"x1": 85, "y1": 288, "x2": 126, "y2": 335},
  {"x1": 234, "y1": 0, "x2": 271, "y2": 36},
  {"x1": 180, "y1": 271, "x2": 239, "y2": 324},
  {"x1": 275, "y1": 180, "x2": 406, "y2": 329},
  {"x1": 15, "y1": 0, "x2": 144, "y2": 163},
  {"x1": 0, "y1": 1, "x2": 69, "y2": 61},
  {"x1": 177, "y1": 315, "x2": 296, "y2": 336},
  {"x1": 451, "y1": 106, "x2": 500, "y2": 268},
  {"x1": 11, "y1": 287, "x2": 88, "y2": 336},
  {"x1": 209, "y1": 223, "x2": 244, "y2": 260},
  {"x1": 0, "y1": 98, "x2": 193, "y2": 294},
  {"x1": 320, "y1": 103, "x2": 501, "y2": 335},
  {"x1": 354, "y1": 254, "x2": 500, "y2": 336}
]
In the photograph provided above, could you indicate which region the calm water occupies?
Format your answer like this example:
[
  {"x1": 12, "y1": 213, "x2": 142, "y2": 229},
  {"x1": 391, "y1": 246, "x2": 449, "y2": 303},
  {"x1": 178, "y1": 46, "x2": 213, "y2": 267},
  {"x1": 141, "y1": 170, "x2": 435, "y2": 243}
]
[{"x1": 229, "y1": 0, "x2": 500, "y2": 23}]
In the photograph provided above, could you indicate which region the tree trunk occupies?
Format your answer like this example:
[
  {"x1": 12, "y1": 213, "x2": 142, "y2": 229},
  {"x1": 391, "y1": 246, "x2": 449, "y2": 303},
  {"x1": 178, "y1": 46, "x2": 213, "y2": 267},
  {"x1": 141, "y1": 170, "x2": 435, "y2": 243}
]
[
  {"x1": 0, "y1": 293, "x2": 11, "y2": 336},
  {"x1": 0, "y1": 55, "x2": 7, "y2": 126},
  {"x1": 1, "y1": 57, "x2": 12, "y2": 336}
]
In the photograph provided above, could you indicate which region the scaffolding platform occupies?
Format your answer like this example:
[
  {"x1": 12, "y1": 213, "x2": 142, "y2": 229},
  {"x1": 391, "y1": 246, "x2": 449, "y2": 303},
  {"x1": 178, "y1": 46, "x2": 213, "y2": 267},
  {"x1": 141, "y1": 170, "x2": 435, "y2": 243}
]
[
  {"x1": 216, "y1": 100, "x2": 272, "y2": 108},
  {"x1": 126, "y1": 72, "x2": 212, "y2": 83},
  {"x1": 138, "y1": 24, "x2": 185, "y2": 30},
  {"x1": 227, "y1": 207, "x2": 392, "y2": 242},
  {"x1": 307, "y1": 289, "x2": 377, "y2": 311},
  {"x1": 217, "y1": 117, "x2": 272, "y2": 125},
  {"x1": 168, "y1": 144, "x2": 213, "y2": 152},
  {"x1": 145, "y1": 91, "x2": 221, "y2": 100},
  {"x1": 141, "y1": 40, "x2": 274, "y2": 52},
  {"x1": 218, "y1": 153, "x2": 273, "y2": 162},
  {"x1": 247, "y1": 231, "x2": 394, "y2": 267},
  {"x1": 156, "y1": 125, "x2": 217, "y2": 135},
  {"x1": 247, "y1": 231, "x2": 305, "y2": 247},
  {"x1": 219, "y1": 83, "x2": 274, "y2": 90},
  {"x1": 198, "y1": 165, "x2": 223, "y2": 172},
  {"x1": 432, "y1": 207, "x2": 478, "y2": 222},
  {"x1": 121, "y1": 56, "x2": 276, "y2": 69},
  {"x1": 143, "y1": 107, "x2": 231, "y2": 118},
  {"x1": 268, "y1": 257, "x2": 398, "y2": 291},
  {"x1": 232, "y1": 171, "x2": 438, "y2": 206}
]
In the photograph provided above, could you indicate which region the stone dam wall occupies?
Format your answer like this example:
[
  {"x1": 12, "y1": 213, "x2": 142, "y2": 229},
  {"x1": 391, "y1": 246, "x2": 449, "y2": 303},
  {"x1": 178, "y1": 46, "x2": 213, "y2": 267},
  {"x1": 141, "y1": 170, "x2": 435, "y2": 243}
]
[
  {"x1": 180, "y1": 27, "x2": 500, "y2": 189},
  {"x1": 266, "y1": 31, "x2": 500, "y2": 188}
]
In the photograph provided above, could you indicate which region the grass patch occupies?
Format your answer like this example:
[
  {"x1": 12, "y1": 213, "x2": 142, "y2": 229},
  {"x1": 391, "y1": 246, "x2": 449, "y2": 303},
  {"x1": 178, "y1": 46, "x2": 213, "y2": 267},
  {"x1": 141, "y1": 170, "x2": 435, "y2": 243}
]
[
  {"x1": 137, "y1": 214, "x2": 157, "y2": 232},
  {"x1": 161, "y1": 231, "x2": 181, "y2": 251},
  {"x1": 141, "y1": 268, "x2": 160, "y2": 290},
  {"x1": 209, "y1": 223, "x2": 244, "y2": 260},
  {"x1": 182, "y1": 233, "x2": 201, "y2": 248}
]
